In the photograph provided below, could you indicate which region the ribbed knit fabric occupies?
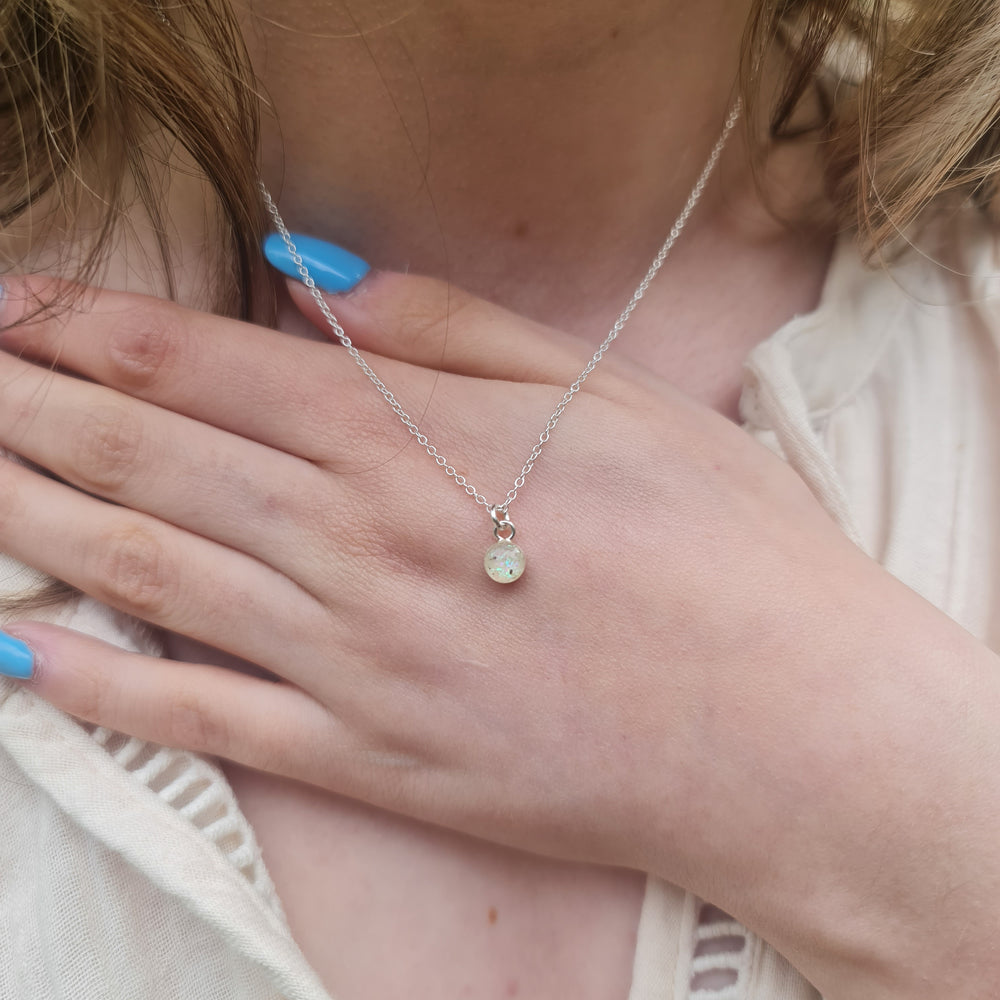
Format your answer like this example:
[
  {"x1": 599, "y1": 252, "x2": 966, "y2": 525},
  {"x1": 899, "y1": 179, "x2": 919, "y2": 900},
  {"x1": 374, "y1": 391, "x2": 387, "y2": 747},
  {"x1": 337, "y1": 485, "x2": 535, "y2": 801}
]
[{"x1": 2, "y1": 206, "x2": 998, "y2": 999}]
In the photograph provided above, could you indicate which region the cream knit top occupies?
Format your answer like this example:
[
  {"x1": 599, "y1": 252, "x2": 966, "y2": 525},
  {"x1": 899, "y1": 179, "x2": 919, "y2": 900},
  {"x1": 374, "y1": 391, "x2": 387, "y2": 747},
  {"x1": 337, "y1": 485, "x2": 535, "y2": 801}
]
[{"x1": 2, "y1": 207, "x2": 998, "y2": 1000}]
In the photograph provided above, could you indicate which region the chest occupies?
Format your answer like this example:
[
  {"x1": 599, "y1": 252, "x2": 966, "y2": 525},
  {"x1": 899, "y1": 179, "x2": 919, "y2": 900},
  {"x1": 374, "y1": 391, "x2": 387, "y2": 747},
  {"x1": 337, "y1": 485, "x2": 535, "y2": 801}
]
[{"x1": 222, "y1": 761, "x2": 646, "y2": 999}]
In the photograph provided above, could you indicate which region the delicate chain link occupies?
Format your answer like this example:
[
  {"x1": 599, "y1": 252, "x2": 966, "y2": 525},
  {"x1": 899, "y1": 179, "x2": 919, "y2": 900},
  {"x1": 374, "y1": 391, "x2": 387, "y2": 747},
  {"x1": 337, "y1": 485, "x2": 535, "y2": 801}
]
[{"x1": 260, "y1": 99, "x2": 741, "y2": 517}]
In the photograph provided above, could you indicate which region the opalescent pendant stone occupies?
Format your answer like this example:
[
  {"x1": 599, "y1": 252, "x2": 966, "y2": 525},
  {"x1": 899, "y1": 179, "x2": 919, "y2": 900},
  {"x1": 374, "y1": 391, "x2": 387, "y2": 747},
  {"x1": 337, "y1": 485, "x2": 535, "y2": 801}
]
[{"x1": 484, "y1": 540, "x2": 526, "y2": 583}]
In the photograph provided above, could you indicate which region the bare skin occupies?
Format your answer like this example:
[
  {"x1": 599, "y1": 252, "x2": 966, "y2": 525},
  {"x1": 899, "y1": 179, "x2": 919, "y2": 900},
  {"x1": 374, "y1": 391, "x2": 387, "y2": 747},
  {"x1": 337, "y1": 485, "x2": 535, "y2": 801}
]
[
  {"x1": 245, "y1": 0, "x2": 833, "y2": 415},
  {"x1": 211, "y1": 1, "x2": 832, "y2": 996},
  {"x1": 3, "y1": 2, "x2": 836, "y2": 997},
  {"x1": 7, "y1": 2, "x2": 945, "y2": 999},
  {"x1": 25, "y1": 1, "x2": 829, "y2": 995}
]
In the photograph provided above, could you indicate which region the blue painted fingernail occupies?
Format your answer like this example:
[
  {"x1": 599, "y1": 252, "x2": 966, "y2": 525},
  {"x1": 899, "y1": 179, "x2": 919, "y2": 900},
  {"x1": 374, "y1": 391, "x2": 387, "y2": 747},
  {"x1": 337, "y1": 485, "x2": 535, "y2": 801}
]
[
  {"x1": 263, "y1": 233, "x2": 370, "y2": 294},
  {"x1": 0, "y1": 630, "x2": 33, "y2": 679}
]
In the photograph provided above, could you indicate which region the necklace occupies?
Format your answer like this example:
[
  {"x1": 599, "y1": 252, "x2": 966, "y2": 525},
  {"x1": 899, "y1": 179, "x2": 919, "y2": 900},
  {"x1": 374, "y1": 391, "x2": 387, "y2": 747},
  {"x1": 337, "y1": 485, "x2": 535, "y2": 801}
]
[{"x1": 260, "y1": 101, "x2": 741, "y2": 583}]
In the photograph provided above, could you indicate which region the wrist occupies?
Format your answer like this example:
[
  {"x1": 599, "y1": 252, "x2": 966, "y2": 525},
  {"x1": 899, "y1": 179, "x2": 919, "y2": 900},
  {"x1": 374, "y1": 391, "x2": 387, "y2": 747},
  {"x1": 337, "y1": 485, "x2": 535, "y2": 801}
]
[
  {"x1": 763, "y1": 574, "x2": 1000, "y2": 998},
  {"x1": 652, "y1": 554, "x2": 1000, "y2": 999}
]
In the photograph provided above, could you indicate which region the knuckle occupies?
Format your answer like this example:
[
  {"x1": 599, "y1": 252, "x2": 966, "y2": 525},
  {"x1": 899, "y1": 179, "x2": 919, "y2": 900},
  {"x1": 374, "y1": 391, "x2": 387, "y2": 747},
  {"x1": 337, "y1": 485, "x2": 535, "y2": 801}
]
[
  {"x1": 0, "y1": 466, "x2": 26, "y2": 534},
  {"x1": 333, "y1": 506, "x2": 431, "y2": 583},
  {"x1": 70, "y1": 405, "x2": 143, "y2": 493},
  {"x1": 62, "y1": 655, "x2": 108, "y2": 725},
  {"x1": 166, "y1": 691, "x2": 228, "y2": 755},
  {"x1": 386, "y1": 275, "x2": 473, "y2": 354},
  {"x1": 337, "y1": 521, "x2": 397, "y2": 565},
  {"x1": 106, "y1": 306, "x2": 186, "y2": 389},
  {"x1": 95, "y1": 524, "x2": 174, "y2": 617},
  {"x1": 317, "y1": 395, "x2": 409, "y2": 464}
]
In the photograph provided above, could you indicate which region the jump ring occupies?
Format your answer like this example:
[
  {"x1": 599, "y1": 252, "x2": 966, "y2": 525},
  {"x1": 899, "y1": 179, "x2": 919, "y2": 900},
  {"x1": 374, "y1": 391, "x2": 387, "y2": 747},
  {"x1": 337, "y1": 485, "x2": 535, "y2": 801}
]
[
  {"x1": 493, "y1": 520, "x2": 516, "y2": 542},
  {"x1": 489, "y1": 505, "x2": 516, "y2": 542}
]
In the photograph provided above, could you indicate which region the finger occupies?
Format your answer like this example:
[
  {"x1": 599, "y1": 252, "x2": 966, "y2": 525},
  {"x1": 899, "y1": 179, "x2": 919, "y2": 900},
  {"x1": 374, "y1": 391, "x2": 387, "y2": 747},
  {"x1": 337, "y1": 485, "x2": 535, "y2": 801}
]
[
  {"x1": 0, "y1": 276, "x2": 425, "y2": 462},
  {"x1": 0, "y1": 350, "x2": 339, "y2": 572},
  {"x1": 6, "y1": 622, "x2": 347, "y2": 785},
  {"x1": 0, "y1": 454, "x2": 326, "y2": 670},
  {"x1": 288, "y1": 271, "x2": 611, "y2": 386}
]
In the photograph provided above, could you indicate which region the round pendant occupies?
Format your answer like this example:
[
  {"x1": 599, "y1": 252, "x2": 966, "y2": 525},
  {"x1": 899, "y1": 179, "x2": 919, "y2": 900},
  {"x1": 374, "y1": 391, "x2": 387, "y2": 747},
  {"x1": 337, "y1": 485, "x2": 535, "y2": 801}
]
[{"x1": 484, "y1": 539, "x2": 526, "y2": 583}]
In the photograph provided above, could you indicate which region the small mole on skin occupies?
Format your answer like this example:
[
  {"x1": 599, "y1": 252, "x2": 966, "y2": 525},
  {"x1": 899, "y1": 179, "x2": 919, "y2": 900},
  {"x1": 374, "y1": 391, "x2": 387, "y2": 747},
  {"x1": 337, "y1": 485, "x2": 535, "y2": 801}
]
[
  {"x1": 513, "y1": 220, "x2": 530, "y2": 239},
  {"x1": 609, "y1": 25, "x2": 621, "y2": 39},
  {"x1": 488, "y1": 906, "x2": 498, "y2": 925}
]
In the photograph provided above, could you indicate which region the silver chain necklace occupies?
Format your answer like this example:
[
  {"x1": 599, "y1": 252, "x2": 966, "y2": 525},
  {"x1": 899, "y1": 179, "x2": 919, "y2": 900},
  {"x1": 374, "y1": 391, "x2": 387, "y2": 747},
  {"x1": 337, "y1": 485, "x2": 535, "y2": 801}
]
[{"x1": 261, "y1": 101, "x2": 741, "y2": 583}]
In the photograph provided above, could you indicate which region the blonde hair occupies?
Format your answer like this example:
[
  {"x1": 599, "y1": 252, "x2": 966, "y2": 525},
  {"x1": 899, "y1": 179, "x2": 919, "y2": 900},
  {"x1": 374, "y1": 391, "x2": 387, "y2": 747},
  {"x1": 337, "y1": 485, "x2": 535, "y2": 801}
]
[
  {"x1": 0, "y1": 0, "x2": 265, "y2": 317},
  {"x1": 744, "y1": 0, "x2": 1000, "y2": 254}
]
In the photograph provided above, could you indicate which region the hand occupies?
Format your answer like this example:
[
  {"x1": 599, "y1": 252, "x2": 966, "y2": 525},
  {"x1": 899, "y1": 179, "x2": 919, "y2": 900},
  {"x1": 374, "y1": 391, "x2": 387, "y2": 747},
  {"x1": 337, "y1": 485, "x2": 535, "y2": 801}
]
[
  {"x1": 0, "y1": 270, "x2": 834, "y2": 861},
  {"x1": 1, "y1": 273, "x2": 998, "y2": 999}
]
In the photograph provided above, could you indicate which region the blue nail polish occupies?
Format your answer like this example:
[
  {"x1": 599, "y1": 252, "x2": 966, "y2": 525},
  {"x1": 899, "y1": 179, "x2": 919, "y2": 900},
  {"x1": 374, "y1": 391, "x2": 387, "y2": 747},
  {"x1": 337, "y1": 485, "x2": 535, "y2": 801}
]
[
  {"x1": 263, "y1": 233, "x2": 370, "y2": 294},
  {"x1": 0, "y1": 631, "x2": 33, "y2": 679}
]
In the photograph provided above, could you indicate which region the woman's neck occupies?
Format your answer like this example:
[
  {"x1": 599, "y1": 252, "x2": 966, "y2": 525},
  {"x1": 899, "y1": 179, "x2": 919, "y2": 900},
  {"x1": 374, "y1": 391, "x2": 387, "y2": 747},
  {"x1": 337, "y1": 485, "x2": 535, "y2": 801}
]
[
  {"x1": 242, "y1": 0, "x2": 833, "y2": 418},
  {"x1": 246, "y1": 0, "x2": 759, "y2": 327}
]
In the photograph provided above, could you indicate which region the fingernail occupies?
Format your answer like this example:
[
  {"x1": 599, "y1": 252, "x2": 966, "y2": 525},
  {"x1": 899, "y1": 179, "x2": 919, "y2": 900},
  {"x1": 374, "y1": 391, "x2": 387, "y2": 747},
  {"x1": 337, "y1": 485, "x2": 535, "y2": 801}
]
[
  {"x1": 0, "y1": 630, "x2": 33, "y2": 679},
  {"x1": 263, "y1": 233, "x2": 370, "y2": 294}
]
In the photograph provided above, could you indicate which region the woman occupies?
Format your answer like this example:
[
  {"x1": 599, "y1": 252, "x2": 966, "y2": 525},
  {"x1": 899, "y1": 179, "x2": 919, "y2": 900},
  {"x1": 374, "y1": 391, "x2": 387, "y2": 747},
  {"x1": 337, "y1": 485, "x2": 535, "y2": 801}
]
[{"x1": 0, "y1": 0, "x2": 998, "y2": 997}]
